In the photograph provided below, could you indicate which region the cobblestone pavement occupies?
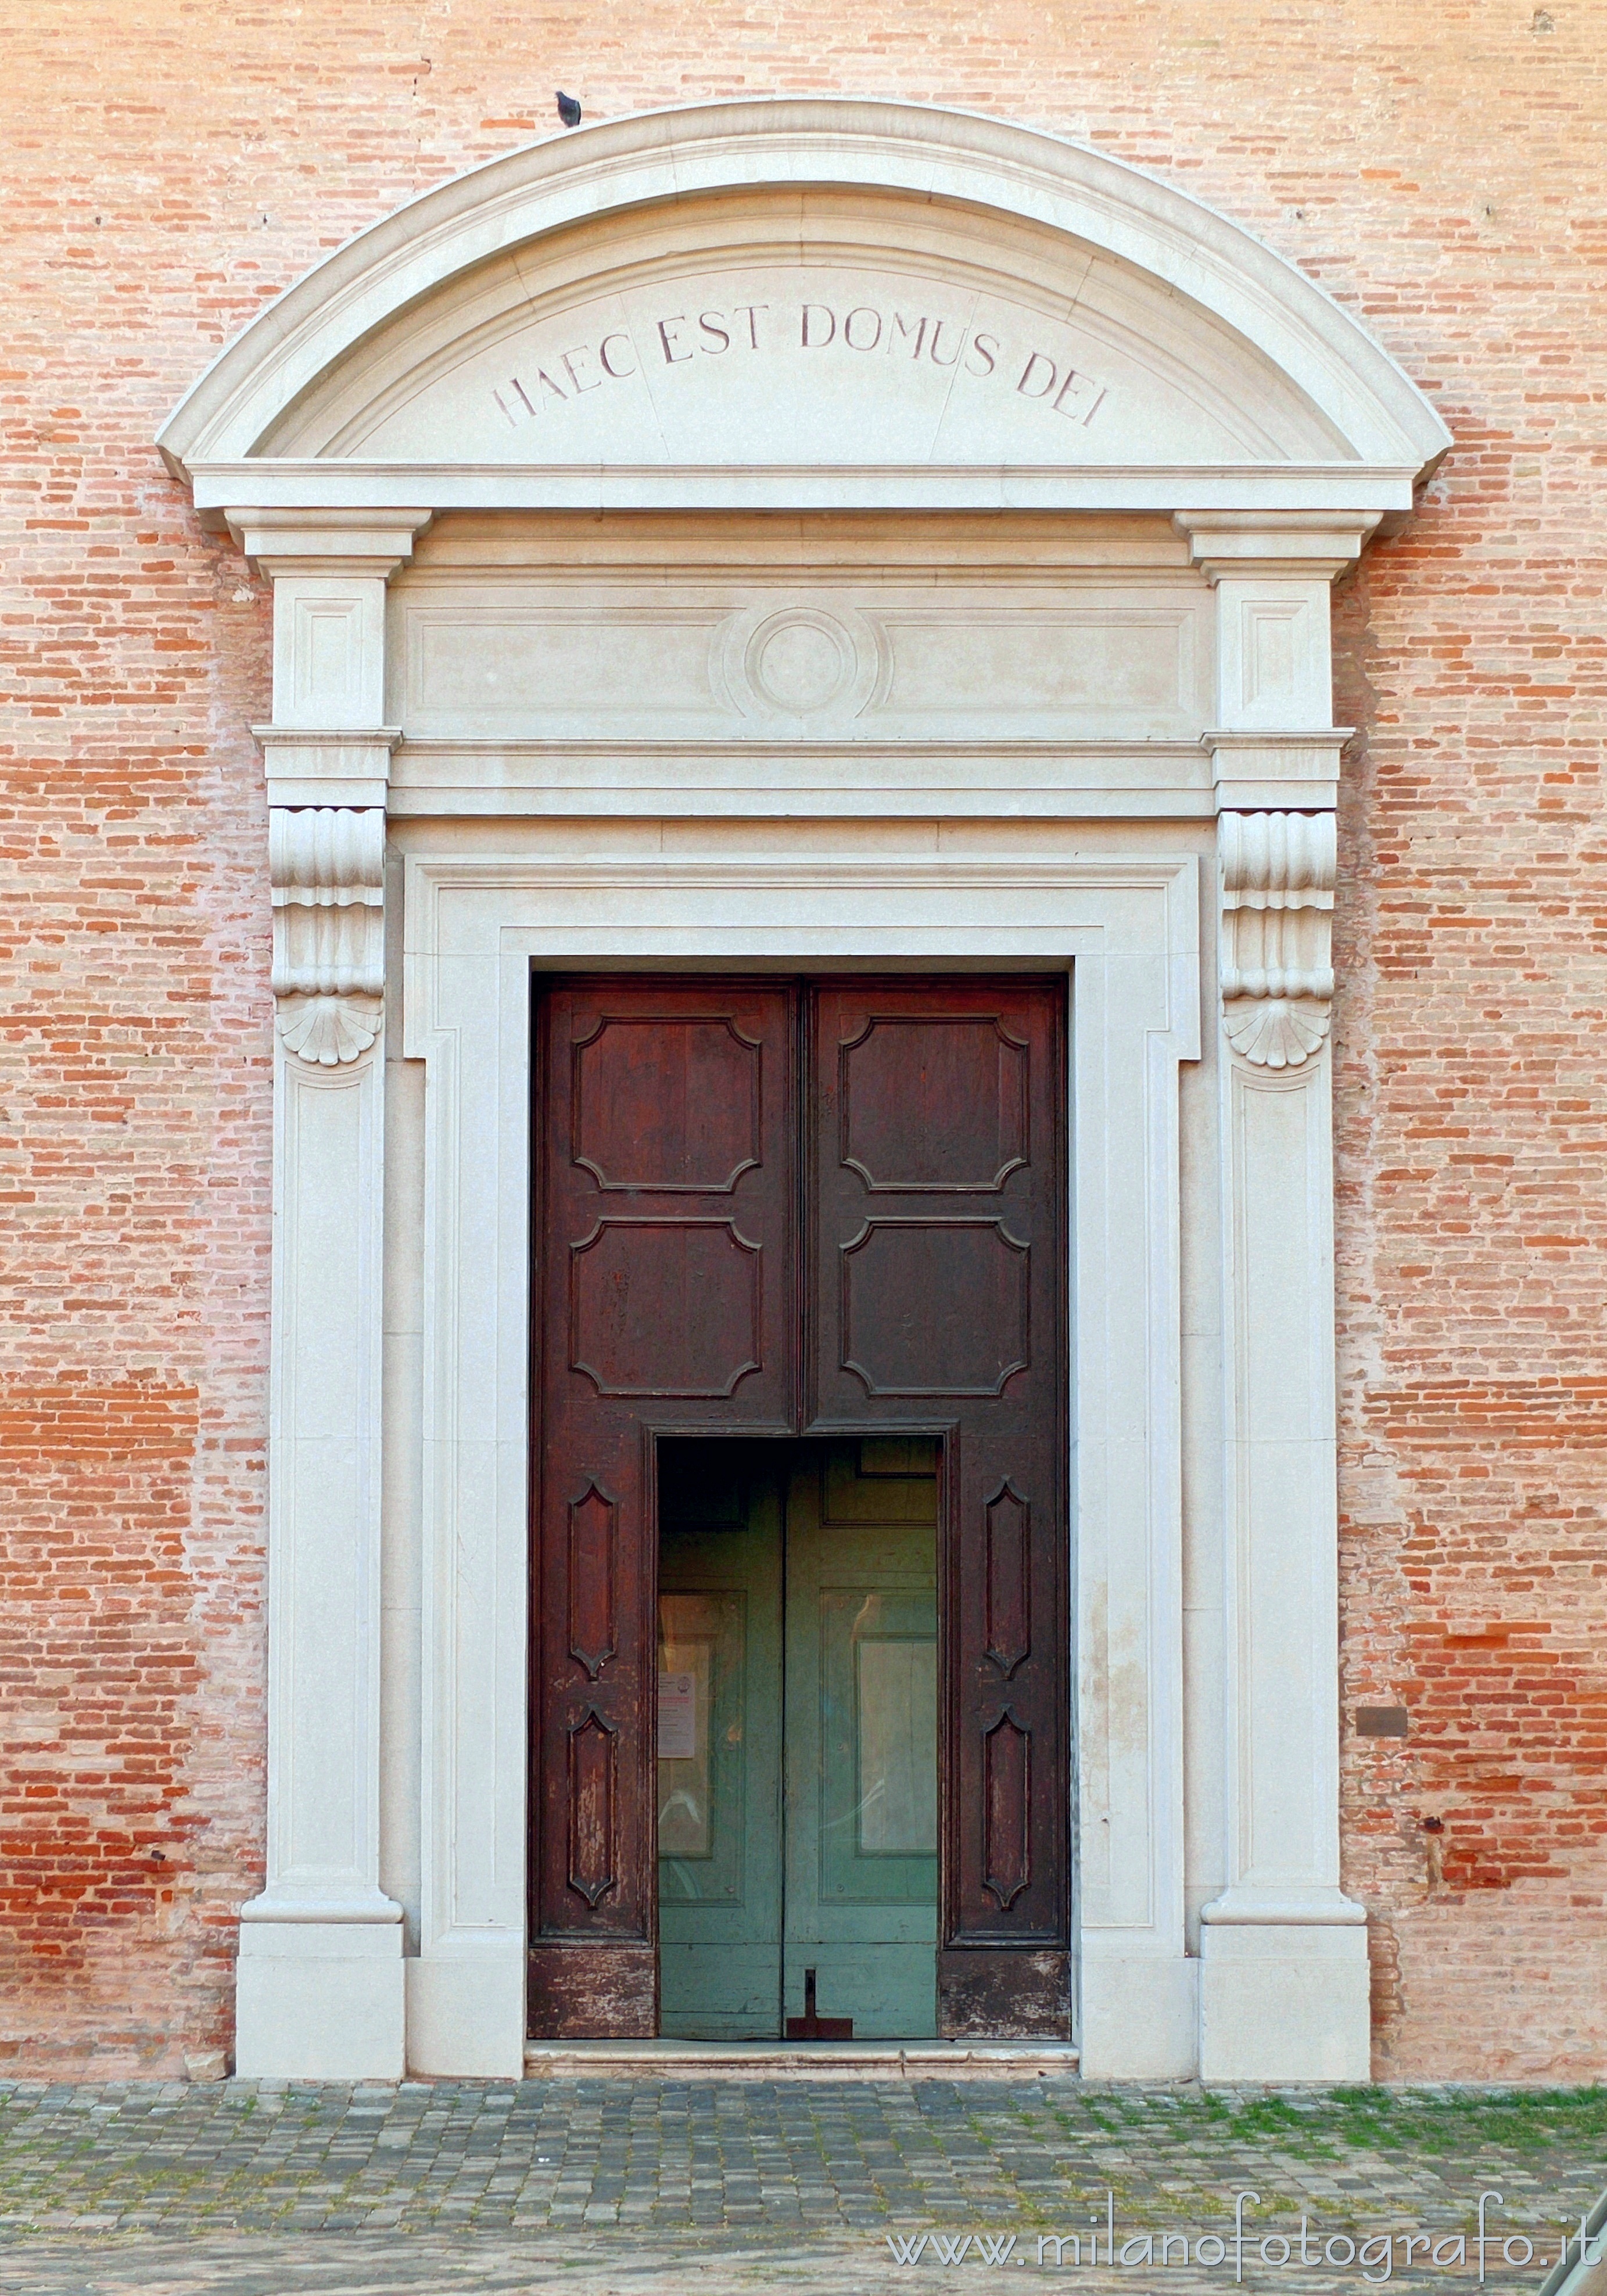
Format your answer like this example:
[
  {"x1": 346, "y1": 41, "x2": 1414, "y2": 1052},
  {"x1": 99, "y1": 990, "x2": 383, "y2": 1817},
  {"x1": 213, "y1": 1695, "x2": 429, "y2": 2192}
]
[{"x1": 0, "y1": 2078, "x2": 1597, "y2": 2295}]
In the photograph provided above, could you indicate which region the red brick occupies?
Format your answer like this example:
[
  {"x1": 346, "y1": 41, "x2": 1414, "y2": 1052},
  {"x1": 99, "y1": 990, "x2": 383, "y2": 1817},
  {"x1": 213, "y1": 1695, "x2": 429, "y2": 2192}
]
[{"x1": 2, "y1": 0, "x2": 1604, "y2": 2078}]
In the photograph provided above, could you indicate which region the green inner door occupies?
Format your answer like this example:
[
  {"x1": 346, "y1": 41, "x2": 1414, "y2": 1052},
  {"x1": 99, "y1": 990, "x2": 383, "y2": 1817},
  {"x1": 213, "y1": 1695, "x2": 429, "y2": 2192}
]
[{"x1": 658, "y1": 1440, "x2": 938, "y2": 2040}]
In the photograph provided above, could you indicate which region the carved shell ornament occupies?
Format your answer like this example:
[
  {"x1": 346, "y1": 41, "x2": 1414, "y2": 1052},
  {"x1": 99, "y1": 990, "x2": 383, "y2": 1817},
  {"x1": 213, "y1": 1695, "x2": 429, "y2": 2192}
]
[
  {"x1": 1222, "y1": 995, "x2": 1331, "y2": 1070},
  {"x1": 1219, "y1": 811, "x2": 1336, "y2": 1070},
  {"x1": 275, "y1": 992, "x2": 383, "y2": 1067}
]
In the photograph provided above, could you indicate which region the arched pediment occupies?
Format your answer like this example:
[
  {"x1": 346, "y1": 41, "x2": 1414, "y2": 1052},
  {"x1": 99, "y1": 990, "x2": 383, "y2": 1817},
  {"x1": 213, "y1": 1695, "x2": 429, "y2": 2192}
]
[
  {"x1": 228, "y1": 187, "x2": 1361, "y2": 470},
  {"x1": 160, "y1": 100, "x2": 1449, "y2": 519}
]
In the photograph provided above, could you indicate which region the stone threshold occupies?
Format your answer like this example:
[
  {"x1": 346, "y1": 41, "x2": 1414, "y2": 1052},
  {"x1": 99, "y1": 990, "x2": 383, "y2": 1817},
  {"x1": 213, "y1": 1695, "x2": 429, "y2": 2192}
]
[{"x1": 523, "y1": 2039, "x2": 1081, "y2": 2080}]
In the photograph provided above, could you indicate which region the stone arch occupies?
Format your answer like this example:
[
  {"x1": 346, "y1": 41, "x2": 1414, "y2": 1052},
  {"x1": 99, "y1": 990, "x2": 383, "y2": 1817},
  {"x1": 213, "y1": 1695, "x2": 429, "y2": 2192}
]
[{"x1": 160, "y1": 98, "x2": 1448, "y2": 494}]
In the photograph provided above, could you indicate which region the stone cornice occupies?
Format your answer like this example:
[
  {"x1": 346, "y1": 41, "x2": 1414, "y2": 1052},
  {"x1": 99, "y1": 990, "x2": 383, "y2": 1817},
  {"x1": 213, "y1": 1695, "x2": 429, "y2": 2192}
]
[
  {"x1": 189, "y1": 461, "x2": 1425, "y2": 529},
  {"x1": 256, "y1": 727, "x2": 401, "y2": 810},
  {"x1": 1174, "y1": 510, "x2": 1381, "y2": 582},
  {"x1": 227, "y1": 504, "x2": 433, "y2": 577}
]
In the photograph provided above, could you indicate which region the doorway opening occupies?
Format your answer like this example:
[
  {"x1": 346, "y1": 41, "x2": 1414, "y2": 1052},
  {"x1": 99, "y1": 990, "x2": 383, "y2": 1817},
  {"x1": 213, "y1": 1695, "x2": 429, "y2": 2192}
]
[
  {"x1": 529, "y1": 973, "x2": 1069, "y2": 2042},
  {"x1": 657, "y1": 1435, "x2": 940, "y2": 2042}
]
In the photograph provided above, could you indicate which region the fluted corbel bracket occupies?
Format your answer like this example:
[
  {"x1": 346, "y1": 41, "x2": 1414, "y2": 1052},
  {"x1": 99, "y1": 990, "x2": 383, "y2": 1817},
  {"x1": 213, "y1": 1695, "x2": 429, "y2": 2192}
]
[
  {"x1": 270, "y1": 807, "x2": 385, "y2": 1065},
  {"x1": 1219, "y1": 811, "x2": 1335, "y2": 1070}
]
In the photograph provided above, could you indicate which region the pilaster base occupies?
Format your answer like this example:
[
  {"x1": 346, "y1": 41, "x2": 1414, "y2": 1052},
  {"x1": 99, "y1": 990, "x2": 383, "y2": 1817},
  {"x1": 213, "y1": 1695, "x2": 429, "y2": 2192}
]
[
  {"x1": 1079, "y1": 1953, "x2": 1198, "y2": 2079},
  {"x1": 1198, "y1": 1922, "x2": 1371, "y2": 2083},
  {"x1": 406, "y1": 1955, "x2": 526, "y2": 2078},
  {"x1": 236, "y1": 1923, "x2": 405, "y2": 2080}
]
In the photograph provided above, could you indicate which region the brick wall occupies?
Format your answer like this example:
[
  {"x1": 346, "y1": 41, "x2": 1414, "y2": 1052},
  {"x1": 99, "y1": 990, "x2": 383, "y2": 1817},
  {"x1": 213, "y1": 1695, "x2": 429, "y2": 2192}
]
[{"x1": 1, "y1": 0, "x2": 1602, "y2": 2075}]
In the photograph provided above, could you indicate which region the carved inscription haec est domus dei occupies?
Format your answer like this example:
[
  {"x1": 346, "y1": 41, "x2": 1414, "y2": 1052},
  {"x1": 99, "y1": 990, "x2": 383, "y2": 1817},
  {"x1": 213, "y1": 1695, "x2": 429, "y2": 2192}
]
[{"x1": 492, "y1": 289, "x2": 1107, "y2": 439}]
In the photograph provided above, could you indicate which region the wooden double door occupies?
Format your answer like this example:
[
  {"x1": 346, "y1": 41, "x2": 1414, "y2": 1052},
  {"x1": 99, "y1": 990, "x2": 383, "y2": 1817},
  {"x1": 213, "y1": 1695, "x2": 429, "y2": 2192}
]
[{"x1": 529, "y1": 976, "x2": 1068, "y2": 2039}]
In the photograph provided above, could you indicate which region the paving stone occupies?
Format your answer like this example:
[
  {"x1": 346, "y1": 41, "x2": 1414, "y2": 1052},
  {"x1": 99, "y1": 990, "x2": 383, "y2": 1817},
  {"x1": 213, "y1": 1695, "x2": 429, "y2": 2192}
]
[{"x1": 0, "y1": 2079, "x2": 1595, "y2": 2292}]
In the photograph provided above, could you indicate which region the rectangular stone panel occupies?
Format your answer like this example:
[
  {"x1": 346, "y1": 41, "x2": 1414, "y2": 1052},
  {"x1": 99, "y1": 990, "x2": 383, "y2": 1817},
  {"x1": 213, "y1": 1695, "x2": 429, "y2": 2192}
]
[{"x1": 397, "y1": 581, "x2": 1207, "y2": 742}]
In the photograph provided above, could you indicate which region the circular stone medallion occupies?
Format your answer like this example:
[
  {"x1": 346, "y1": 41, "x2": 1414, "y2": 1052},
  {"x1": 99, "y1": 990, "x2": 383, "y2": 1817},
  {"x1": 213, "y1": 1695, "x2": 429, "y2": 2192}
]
[
  {"x1": 716, "y1": 599, "x2": 884, "y2": 724},
  {"x1": 744, "y1": 608, "x2": 855, "y2": 714},
  {"x1": 751, "y1": 614, "x2": 849, "y2": 712}
]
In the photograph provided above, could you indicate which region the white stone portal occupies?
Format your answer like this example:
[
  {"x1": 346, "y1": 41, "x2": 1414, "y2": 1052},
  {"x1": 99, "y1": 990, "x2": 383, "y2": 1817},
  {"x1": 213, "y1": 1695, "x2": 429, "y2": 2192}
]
[{"x1": 159, "y1": 98, "x2": 1448, "y2": 2084}]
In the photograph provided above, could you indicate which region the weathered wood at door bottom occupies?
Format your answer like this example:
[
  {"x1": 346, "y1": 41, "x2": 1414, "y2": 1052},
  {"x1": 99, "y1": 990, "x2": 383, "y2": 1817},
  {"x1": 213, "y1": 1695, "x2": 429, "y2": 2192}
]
[
  {"x1": 938, "y1": 1948, "x2": 1071, "y2": 2039},
  {"x1": 528, "y1": 1942, "x2": 656, "y2": 2040},
  {"x1": 531, "y1": 1944, "x2": 1069, "y2": 2041}
]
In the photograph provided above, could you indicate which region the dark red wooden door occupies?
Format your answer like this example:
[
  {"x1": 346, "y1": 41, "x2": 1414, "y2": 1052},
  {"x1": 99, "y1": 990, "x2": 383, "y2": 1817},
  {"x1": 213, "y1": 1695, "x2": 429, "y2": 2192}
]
[
  {"x1": 806, "y1": 980, "x2": 1068, "y2": 2036},
  {"x1": 529, "y1": 980, "x2": 797, "y2": 2036},
  {"x1": 530, "y1": 975, "x2": 1067, "y2": 2040}
]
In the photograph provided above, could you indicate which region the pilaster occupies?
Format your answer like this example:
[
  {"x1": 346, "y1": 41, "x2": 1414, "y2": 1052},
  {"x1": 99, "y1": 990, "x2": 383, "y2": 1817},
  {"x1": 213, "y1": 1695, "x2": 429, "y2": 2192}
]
[
  {"x1": 1175, "y1": 511, "x2": 1374, "y2": 815},
  {"x1": 1170, "y1": 516, "x2": 1372, "y2": 2078},
  {"x1": 234, "y1": 509, "x2": 427, "y2": 2081},
  {"x1": 1198, "y1": 807, "x2": 1369, "y2": 2080}
]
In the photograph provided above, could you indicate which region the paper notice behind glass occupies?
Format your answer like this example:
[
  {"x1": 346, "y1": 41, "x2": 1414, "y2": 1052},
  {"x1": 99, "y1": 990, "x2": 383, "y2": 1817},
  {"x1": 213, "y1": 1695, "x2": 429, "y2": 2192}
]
[{"x1": 658, "y1": 1669, "x2": 698, "y2": 1761}]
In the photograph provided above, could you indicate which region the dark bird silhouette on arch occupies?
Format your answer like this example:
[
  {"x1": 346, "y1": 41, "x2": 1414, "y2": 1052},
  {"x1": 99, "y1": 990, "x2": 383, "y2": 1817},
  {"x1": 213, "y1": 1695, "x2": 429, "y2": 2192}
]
[{"x1": 556, "y1": 91, "x2": 582, "y2": 128}]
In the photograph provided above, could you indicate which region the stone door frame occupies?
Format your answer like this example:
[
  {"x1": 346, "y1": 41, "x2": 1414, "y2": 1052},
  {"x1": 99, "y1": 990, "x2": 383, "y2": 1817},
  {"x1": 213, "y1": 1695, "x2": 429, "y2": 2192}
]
[
  {"x1": 406, "y1": 854, "x2": 1195, "y2": 2074},
  {"x1": 157, "y1": 98, "x2": 1454, "y2": 2082}
]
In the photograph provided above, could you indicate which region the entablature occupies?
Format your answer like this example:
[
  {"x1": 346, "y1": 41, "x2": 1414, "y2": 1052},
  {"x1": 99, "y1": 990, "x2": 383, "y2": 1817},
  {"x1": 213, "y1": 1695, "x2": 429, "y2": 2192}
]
[{"x1": 235, "y1": 506, "x2": 1364, "y2": 820}]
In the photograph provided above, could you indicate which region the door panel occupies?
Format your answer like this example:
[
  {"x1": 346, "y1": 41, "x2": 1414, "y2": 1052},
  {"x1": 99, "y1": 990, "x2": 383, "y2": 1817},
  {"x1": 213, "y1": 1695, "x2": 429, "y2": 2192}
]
[
  {"x1": 841, "y1": 1218, "x2": 1031, "y2": 1395},
  {"x1": 784, "y1": 1445, "x2": 938, "y2": 2040},
  {"x1": 808, "y1": 981, "x2": 1070, "y2": 2037},
  {"x1": 657, "y1": 1460, "x2": 783, "y2": 2040},
  {"x1": 530, "y1": 982, "x2": 797, "y2": 2039},
  {"x1": 838, "y1": 1011, "x2": 1030, "y2": 1192}
]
